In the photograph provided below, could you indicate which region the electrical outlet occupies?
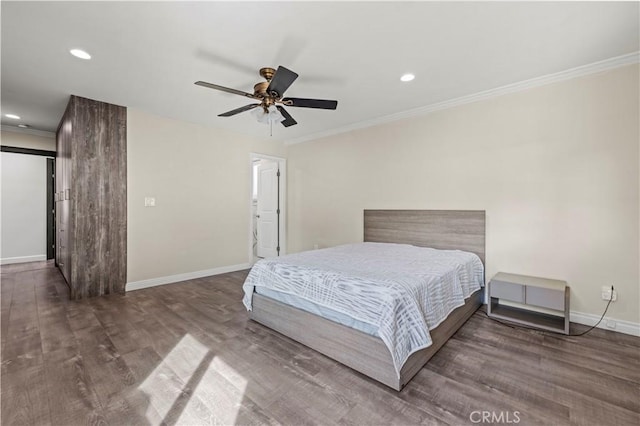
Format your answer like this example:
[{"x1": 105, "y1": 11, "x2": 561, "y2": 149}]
[
  {"x1": 144, "y1": 197, "x2": 156, "y2": 207},
  {"x1": 601, "y1": 285, "x2": 617, "y2": 301},
  {"x1": 606, "y1": 320, "x2": 617, "y2": 329}
]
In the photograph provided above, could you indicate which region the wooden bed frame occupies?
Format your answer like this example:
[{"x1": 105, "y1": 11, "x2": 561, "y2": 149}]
[{"x1": 250, "y1": 210, "x2": 486, "y2": 391}]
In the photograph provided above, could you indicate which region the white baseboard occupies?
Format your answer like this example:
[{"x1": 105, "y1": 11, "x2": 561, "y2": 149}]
[
  {"x1": 570, "y1": 311, "x2": 640, "y2": 337},
  {"x1": 126, "y1": 263, "x2": 251, "y2": 292},
  {"x1": 0, "y1": 255, "x2": 47, "y2": 265}
]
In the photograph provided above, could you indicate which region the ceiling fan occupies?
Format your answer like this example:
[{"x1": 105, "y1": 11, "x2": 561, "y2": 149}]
[{"x1": 195, "y1": 66, "x2": 338, "y2": 128}]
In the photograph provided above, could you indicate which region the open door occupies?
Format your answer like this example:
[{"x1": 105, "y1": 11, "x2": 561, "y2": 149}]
[{"x1": 256, "y1": 160, "x2": 280, "y2": 258}]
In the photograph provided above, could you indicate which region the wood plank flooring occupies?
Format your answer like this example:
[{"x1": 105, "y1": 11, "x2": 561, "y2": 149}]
[{"x1": 1, "y1": 261, "x2": 639, "y2": 425}]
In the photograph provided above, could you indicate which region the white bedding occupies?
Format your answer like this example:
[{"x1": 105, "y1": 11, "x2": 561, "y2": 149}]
[{"x1": 242, "y1": 242, "x2": 484, "y2": 377}]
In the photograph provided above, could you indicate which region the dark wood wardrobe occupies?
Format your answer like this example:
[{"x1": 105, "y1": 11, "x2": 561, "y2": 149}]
[{"x1": 55, "y1": 95, "x2": 127, "y2": 299}]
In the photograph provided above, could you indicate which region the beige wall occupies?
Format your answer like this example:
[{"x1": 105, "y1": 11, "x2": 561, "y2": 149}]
[
  {"x1": 287, "y1": 64, "x2": 639, "y2": 323},
  {"x1": 0, "y1": 129, "x2": 56, "y2": 151},
  {"x1": 127, "y1": 110, "x2": 285, "y2": 283}
]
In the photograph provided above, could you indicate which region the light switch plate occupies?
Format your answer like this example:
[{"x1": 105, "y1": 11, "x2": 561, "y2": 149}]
[{"x1": 144, "y1": 197, "x2": 156, "y2": 207}]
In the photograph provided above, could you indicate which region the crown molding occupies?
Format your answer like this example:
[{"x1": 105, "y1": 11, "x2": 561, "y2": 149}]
[
  {"x1": 1, "y1": 125, "x2": 56, "y2": 139},
  {"x1": 285, "y1": 51, "x2": 640, "y2": 145}
]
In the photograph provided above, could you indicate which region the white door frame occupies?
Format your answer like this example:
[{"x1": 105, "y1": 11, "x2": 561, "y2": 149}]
[{"x1": 249, "y1": 153, "x2": 287, "y2": 265}]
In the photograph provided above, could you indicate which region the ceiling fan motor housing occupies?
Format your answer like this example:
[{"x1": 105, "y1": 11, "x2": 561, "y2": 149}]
[{"x1": 253, "y1": 82, "x2": 270, "y2": 97}]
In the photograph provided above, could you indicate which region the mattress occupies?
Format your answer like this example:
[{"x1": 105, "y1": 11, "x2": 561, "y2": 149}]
[
  {"x1": 243, "y1": 242, "x2": 484, "y2": 376},
  {"x1": 256, "y1": 286, "x2": 379, "y2": 336}
]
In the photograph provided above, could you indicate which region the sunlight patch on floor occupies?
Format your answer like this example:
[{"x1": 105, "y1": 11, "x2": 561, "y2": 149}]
[
  {"x1": 177, "y1": 357, "x2": 248, "y2": 425},
  {"x1": 139, "y1": 334, "x2": 248, "y2": 425}
]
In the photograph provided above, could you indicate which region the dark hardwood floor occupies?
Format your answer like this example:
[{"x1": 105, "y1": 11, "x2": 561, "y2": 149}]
[{"x1": 1, "y1": 261, "x2": 638, "y2": 426}]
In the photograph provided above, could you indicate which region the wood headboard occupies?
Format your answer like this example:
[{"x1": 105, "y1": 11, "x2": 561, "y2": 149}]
[{"x1": 364, "y1": 210, "x2": 486, "y2": 264}]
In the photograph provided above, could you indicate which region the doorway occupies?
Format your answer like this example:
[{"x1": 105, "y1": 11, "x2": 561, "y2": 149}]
[
  {"x1": 249, "y1": 153, "x2": 286, "y2": 264},
  {"x1": 0, "y1": 146, "x2": 56, "y2": 264}
]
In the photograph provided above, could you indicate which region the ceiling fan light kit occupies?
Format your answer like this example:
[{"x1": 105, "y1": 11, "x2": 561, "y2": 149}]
[
  {"x1": 252, "y1": 105, "x2": 284, "y2": 124},
  {"x1": 195, "y1": 65, "x2": 338, "y2": 130}
]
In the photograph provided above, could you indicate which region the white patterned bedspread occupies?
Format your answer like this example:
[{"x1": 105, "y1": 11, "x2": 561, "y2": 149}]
[{"x1": 242, "y1": 242, "x2": 484, "y2": 377}]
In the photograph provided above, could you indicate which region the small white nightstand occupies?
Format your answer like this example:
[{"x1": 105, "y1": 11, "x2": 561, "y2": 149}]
[{"x1": 487, "y1": 272, "x2": 570, "y2": 334}]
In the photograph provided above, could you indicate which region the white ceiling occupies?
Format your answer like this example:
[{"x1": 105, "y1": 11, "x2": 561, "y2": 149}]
[{"x1": 2, "y1": 1, "x2": 638, "y2": 143}]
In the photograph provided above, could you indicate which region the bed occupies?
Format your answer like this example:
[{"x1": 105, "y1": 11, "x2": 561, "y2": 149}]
[{"x1": 243, "y1": 210, "x2": 486, "y2": 391}]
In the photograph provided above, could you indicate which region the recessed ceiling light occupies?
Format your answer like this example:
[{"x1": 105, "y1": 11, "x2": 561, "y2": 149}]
[
  {"x1": 70, "y1": 49, "x2": 91, "y2": 60},
  {"x1": 5, "y1": 114, "x2": 20, "y2": 119},
  {"x1": 18, "y1": 124, "x2": 30, "y2": 128},
  {"x1": 400, "y1": 73, "x2": 415, "y2": 82}
]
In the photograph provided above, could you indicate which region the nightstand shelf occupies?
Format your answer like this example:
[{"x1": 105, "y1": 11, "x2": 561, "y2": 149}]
[{"x1": 488, "y1": 272, "x2": 570, "y2": 334}]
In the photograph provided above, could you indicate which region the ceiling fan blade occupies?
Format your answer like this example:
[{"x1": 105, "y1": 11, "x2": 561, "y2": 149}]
[
  {"x1": 276, "y1": 106, "x2": 297, "y2": 127},
  {"x1": 195, "y1": 81, "x2": 258, "y2": 99},
  {"x1": 282, "y1": 97, "x2": 338, "y2": 110},
  {"x1": 218, "y1": 104, "x2": 260, "y2": 117},
  {"x1": 266, "y1": 66, "x2": 299, "y2": 97}
]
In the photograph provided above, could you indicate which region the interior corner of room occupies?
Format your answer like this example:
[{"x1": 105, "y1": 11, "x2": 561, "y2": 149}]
[{"x1": 285, "y1": 64, "x2": 640, "y2": 333}]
